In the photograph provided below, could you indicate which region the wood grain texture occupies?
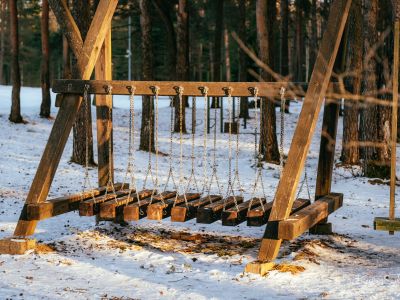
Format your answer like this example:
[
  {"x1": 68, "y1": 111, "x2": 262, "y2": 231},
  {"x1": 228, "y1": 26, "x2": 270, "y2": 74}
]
[
  {"x1": 147, "y1": 193, "x2": 201, "y2": 220},
  {"x1": 0, "y1": 238, "x2": 36, "y2": 255},
  {"x1": 26, "y1": 183, "x2": 122, "y2": 221},
  {"x1": 258, "y1": 0, "x2": 352, "y2": 261},
  {"x1": 197, "y1": 196, "x2": 243, "y2": 224},
  {"x1": 222, "y1": 198, "x2": 267, "y2": 226},
  {"x1": 171, "y1": 195, "x2": 222, "y2": 222},
  {"x1": 374, "y1": 217, "x2": 400, "y2": 231},
  {"x1": 277, "y1": 193, "x2": 343, "y2": 240}
]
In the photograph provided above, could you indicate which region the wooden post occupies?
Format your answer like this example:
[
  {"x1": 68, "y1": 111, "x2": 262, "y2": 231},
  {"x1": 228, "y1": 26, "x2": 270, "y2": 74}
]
[
  {"x1": 12, "y1": 0, "x2": 118, "y2": 237},
  {"x1": 256, "y1": 0, "x2": 352, "y2": 262},
  {"x1": 95, "y1": 29, "x2": 113, "y2": 187},
  {"x1": 389, "y1": 17, "x2": 400, "y2": 234}
]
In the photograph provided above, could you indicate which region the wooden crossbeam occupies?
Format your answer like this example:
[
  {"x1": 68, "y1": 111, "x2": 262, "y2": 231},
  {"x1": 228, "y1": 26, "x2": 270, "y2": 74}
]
[
  {"x1": 53, "y1": 80, "x2": 339, "y2": 98},
  {"x1": 247, "y1": 198, "x2": 310, "y2": 227},
  {"x1": 258, "y1": 0, "x2": 352, "y2": 262},
  {"x1": 171, "y1": 195, "x2": 222, "y2": 222},
  {"x1": 197, "y1": 196, "x2": 244, "y2": 224},
  {"x1": 123, "y1": 191, "x2": 175, "y2": 222},
  {"x1": 13, "y1": 0, "x2": 118, "y2": 237},
  {"x1": 79, "y1": 188, "x2": 134, "y2": 217},
  {"x1": 277, "y1": 193, "x2": 343, "y2": 240},
  {"x1": 26, "y1": 183, "x2": 122, "y2": 221},
  {"x1": 147, "y1": 193, "x2": 201, "y2": 220},
  {"x1": 99, "y1": 189, "x2": 154, "y2": 219},
  {"x1": 0, "y1": 238, "x2": 36, "y2": 255},
  {"x1": 222, "y1": 198, "x2": 267, "y2": 226}
]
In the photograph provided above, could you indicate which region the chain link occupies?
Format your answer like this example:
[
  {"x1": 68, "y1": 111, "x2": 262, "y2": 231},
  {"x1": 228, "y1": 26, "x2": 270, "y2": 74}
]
[
  {"x1": 279, "y1": 87, "x2": 286, "y2": 177},
  {"x1": 201, "y1": 87, "x2": 209, "y2": 194},
  {"x1": 185, "y1": 96, "x2": 200, "y2": 194}
]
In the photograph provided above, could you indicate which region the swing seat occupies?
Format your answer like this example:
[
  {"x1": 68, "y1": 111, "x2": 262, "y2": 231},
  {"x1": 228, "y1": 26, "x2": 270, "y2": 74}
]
[
  {"x1": 147, "y1": 193, "x2": 201, "y2": 220},
  {"x1": 197, "y1": 196, "x2": 244, "y2": 224},
  {"x1": 247, "y1": 198, "x2": 310, "y2": 227},
  {"x1": 25, "y1": 183, "x2": 123, "y2": 221},
  {"x1": 79, "y1": 188, "x2": 135, "y2": 217},
  {"x1": 374, "y1": 217, "x2": 400, "y2": 232},
  {"x1": 99, "y1": 189, "x2": 154, "y2": 219},
  {"x1": 171, "y1": 195, "x2": 222, "y2": 222},
  {"x1": 123, "y1": 191, "x2": 176, "y2": 221},
  {"x1": 222, "y1": 197, "x2": 267, "y2": 226}
]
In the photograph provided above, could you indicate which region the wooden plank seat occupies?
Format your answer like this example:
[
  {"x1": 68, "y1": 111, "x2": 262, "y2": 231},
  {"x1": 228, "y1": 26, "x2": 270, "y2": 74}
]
[
  {"x1": 247, "y1": 198, "x2": 311, "y2": 227},
  {"x1": 373, "y1": 217, "x2": 400, "y2": 232},
  {"x1": 147, "y1": 193, "x2": 201, "y2": 220},
  {"x1": 197, "y1": 196, "x2": 244, "y2": 224},
  {"x1": 79, "y1": 187, "x2": 135, "y2": 217},
  {"x1": 25, "y1": 183, "x2": 123, "y2": 221},
  {"x1": 222, "y1": 198, "x2": 267, "y2": 226},
  {"x1": 277, "y1": 193, "x2": 343, "y2": 240},
  {"x1": 99, "y1": 189, "x2": 154, "y2": 219},
  {"x1": 171, "y1": 195, "x2": 222, "y2": 222},
  {"x1": 123, "y1": 191, "x2": 176, "y2": 222}
]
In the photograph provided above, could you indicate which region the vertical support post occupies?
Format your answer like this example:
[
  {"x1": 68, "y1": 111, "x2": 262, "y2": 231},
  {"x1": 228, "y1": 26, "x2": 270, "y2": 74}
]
[
  {"x1": 389, "y1": 17, "x2": 400, "y2": 234},
  {"x1": 95, "y1": 29, "x2": 113, "y2": 187}
]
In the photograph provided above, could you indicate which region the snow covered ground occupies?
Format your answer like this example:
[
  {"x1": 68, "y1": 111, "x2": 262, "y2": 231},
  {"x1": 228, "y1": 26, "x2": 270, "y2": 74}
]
[{"x1": 0, "y1": 85, "x2": 399, "y2": 299}]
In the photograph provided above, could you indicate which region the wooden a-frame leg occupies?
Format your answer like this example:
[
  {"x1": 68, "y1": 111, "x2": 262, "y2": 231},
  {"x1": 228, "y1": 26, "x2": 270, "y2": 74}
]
[
  {"x1": 11, "y1": 0, "x2": 118, "y2": 238},
  {"x1": 255, "y1": 0, "x2": 352, "y2": 264}
]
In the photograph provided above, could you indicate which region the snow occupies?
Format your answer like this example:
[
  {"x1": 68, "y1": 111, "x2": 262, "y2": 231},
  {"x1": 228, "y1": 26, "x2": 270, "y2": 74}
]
[{"x1": 0, "y1": 84, "x2": 399, "y2": 299}]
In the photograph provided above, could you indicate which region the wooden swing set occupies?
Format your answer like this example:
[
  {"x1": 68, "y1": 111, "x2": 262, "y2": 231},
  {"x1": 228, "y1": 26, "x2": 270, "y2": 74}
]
[{"x1": 0, "y1": 0, "x2": 398, "y2": 276}]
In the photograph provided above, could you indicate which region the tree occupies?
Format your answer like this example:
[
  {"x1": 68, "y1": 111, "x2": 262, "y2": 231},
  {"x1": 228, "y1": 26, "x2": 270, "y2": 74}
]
[
  {"x1": 0, "y1": 0, "x2": 6, "y2": 84},
  {"x1": 211, "y1": 0, "x2": 223, "y2": 108},
  {"x1": 8, "y1": 0, "x2": 23, "y2": 123},
  {"x1": 40, "y1": 0, "x2": 51, "y2": 118},
  {"x1": 342, "y1": 0, "x2": 362, "y2": 165},
  {"x1": 139, "y1": 0, "x2": 155, "y2": 152},
  {"x1": 174, "y1": 0, "x2": 189, "y2": 133},
  {"x1": 71, "y1": 0, "x2": 95, "y2": 165},
  {"x1": 280, "y1": 0, "x2": 290, "y2": 113},
  {"x1": 257, "y1": 0, "x2": 280, "y2": 163},
  {"x1": 238, "y1": 0, "x2": 249, "y2": 119}
]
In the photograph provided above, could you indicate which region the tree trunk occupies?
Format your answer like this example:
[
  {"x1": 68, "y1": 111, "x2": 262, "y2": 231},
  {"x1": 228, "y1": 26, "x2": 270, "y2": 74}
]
[
  {"x1": 238, "y1": 0, "x2": 249, "y2": 119},
  {"x1": 139, "y1": 0, "x2": 155, "y2": 152},
  {"x1": 0, "y1": 0, "x2": 6, "y2": 85},
  {"x1": 360, "y1": 0, "x2": 383, "y2": 177},
  {"x1": 224, "y1": 28, "x2": 231, "y2": 82},
  {"x1": 40, "y1": 0, "x2": 51, "y2": 118},
  {"x1": 152, "y1": 0, "x2": 176, "y2": 79},
  {"x1": 211, "y1": 0, "x2": 223, "y2": 108},
  {"x1": 71, "y1": 0, "x2": 94, "y2": 165},
  {"x1": 257, "y1": 0, "x2": 280, "y2": 164},
  {"x1": 8, "y1": 0, "x2": 23, "y2": 123},
  {"x1": 280, "y1": 0, "x2": 290, "y2": 113},
  {"x1": 62, "y1": 36, "x2": 71, "y2": 79},
  {"x1": 174, "y1": 0, "x2": 189, "y2": 133},
  {"x1": 342, "y1": 0, "x2": 362, "y2": 165},
  {"x1": 309, "y1": 0, "x2": 318, "y2": 81}
]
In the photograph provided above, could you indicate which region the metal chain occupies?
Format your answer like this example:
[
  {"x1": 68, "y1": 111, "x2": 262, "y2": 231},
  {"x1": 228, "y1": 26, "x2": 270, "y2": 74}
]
[
  {"x1": 279, "y1": 87, "x2": 286, "y2": 177},
  {"x1": 224, "y1": 88, "x2": 239, "y2": 212},
  {"x1": 201, "y1": 87, "x2": 209, "y2": 194},
  {"x1": 143, "y1": 94, "x2": 157, "y2": 194},
  {"x1": 82, "y1": 84, "x2": 96, "y2": 201},
  {"x1": 185, "y1": 96, "x2": 200, "y2": 194},
  {"x1": 163, "y1": 96, "x2": 178, "y2": 193},
  {"x1": 207, "y1": 95, "x2": 223, "y2": 197},
  {"x1": 174, "y1": 86, "x2": 189, "y2": 208},
  {"x1": 248, "y1": 87, "x2": 267, "y2": 212}
]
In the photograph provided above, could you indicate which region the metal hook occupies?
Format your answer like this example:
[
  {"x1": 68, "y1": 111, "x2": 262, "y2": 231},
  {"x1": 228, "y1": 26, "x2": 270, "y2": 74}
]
[
  {"x1": 104, "y1": 85, "x2": 112, "y2": 95},
  {"x1": 150, "y1": 85, "x2": 160, "y2": 95},
  {"x1": 127, "y1": 85, "x2": 136, "y2": 95},
  {"x1": 248, "y1": 87, "x2": 259, "y2": 97},
  {"x1": 174, "y1": 86, "x2": 184, "y2": 95},
  {"x1": 199, "y1": 86, "x2": 209, "y2": 96},
  {"x1": 280, "y1": 86, "x2": 286, "y2": 97},
  {"x1": 223, "y1": 86, "x2": 233, "y2": 96}
]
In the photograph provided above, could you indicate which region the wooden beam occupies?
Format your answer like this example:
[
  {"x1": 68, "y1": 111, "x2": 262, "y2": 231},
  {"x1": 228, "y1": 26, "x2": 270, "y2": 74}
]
[
  {"x1": 95, "y1": 29, "x2": 113, "y2": 188},
  {"x1": 147, "y1": 193, "x2": 201, "y2": 220},
  {"x1": 171, "y1": 195, "x2": 222, "y2": 222},
  {"x1": 247, "y1": 198, "x2": 311, "y2": 227},
  {"x1": 53, "y1": 80, "x2": 339, "y2": 98},
  {"x1": 374, "y1": 217, "x2": 400, "y2": 231},
  {"x1": 26, "y1": 183, "x2": 122, "y2": 221},
  {"x1": 277, "y1": 193, "x2": 343, "y2": 240},
  {"x1": 99, "y1": 189, "x2": 153, "y2": 219},
  {"x1": 222, "y1": 198, "x2": 267, "y2": 226},
  {"x1": 197, "y1": 196, "x2": 244, "y2": 224},
  {"x1": 258, "y1": 0, "x2": 352, "y2": 261},
  {"x1": 79, "y1": 0, "x2": 118, "y2": 79},
  {"x1": 0, "y1": 238, "x2": 36, "y2": 255},
  {"x1": 48, "y1": 0, "x2": 82, "y2": 57},
  {"x1": 13, "y1": 0, "x2": 118, "y2": 237},
  {"x1": 245, "y1": 261, "x2": 275, "y2": 276}
]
